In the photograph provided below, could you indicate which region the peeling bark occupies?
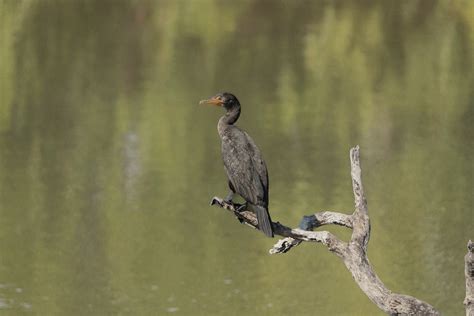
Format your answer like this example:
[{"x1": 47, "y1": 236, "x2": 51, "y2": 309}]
[{"x1": 210, "y1": 146, "x2": 469, "y2": 315}]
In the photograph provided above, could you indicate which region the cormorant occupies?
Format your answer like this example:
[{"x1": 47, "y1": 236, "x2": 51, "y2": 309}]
[{"x1": 200, "y1": 92, "x2": 273, "y2": 237}]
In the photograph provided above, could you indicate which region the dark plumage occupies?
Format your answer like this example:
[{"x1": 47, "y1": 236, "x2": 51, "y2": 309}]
[{"x1": 200, "y1": 92, "x2": 273, "y2": 237}]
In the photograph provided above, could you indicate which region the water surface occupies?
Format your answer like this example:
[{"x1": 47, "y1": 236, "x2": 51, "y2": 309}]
[{"x1": 0, "y1": 1, "x2": 473, "y2": 315}]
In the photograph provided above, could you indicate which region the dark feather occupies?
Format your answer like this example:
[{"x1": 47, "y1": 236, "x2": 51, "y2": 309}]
[
  {"x1": 210, "y1": 92, "x2": 274, "y2": 237},
  {"x1": 221, "y1": 127, "x2": 268, "y2": 207},
  {"x1": 221, "y1": 126, "x2": 273, "y2": 237}
]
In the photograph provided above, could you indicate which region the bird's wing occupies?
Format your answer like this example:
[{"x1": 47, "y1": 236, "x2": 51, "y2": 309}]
[
  {"x1": 243, "y1": 130, "x2": 269, "y2": 205},
  {"x1": 221, "y1": 127, "x2": 268, "y2": 207}
]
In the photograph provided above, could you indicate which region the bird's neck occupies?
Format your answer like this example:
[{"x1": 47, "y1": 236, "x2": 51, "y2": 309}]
[
  {"x1": 218, "y1": 107, "x2": 241, "y2": 137},
  {"x1": 219, "y1": 107, "x2": 240, "y2": 125}
]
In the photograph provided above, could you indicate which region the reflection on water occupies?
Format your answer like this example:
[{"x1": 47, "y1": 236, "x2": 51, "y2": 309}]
[
  {"x1": 0, "y1": 283, "x2": 32, "y2": 311},
  {"x1": 0, "y1": 1, "x2": 473, "y2": 315}
]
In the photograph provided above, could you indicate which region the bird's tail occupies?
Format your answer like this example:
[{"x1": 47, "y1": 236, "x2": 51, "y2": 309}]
[{"x1": 253, "y1": 205, "x2": 274, "y2": 238}]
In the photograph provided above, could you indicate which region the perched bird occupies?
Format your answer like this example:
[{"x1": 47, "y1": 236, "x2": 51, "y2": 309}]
[{"x1": 200, "y1": 92, "x2": 273, "y2": 237}]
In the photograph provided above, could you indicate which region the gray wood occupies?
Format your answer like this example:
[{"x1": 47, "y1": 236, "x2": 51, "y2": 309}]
[
  {"x1": 211, "y1": 146, "x2": 472, "y2": 315},
  {"x1": 466, "y1": 240, "x2": 474, "y2": 316}
]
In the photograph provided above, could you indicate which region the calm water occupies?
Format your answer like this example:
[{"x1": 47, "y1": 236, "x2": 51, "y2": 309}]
[{"x1": 0, "y1": 1, "x2": 473, "y2": 315}]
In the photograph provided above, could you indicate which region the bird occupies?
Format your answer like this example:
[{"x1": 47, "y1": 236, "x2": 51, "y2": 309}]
[{"x1": 200, "y1": 92, "x2": 274, "y2": 237}]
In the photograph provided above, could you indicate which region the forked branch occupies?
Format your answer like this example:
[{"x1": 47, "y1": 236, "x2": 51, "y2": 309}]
[{"x1": 210, "y1": 146, "x2": 447, "y2": 315}]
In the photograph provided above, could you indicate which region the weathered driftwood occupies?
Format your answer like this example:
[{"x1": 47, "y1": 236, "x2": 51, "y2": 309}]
[
  {"x1": 466, "y1": 240, "x2": 474, "y2": 316},
  {"x1": 210, "y1": 146, "x2": 443, "y2": 315}
]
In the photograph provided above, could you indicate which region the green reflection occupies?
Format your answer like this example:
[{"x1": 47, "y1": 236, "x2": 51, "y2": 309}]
[{"x1": 0, "y1": 0, "x2": 472, "y2": 315}]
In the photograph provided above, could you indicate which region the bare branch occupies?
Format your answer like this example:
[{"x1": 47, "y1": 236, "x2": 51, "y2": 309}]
[
  {"x1": 349, "y1": 146, "x2": 370, "y2": 250},
  {"x1": 209, "y1": 146, "x2": 441, "y2": 315},
  {"x1": 267, "y1": 211, "x2": 352, "y2": 254},
  {"x1": 269, "y1": 237, "x2": 302, "y2": 254},
  {"x1": 465, "y1": 240, "x2": 474, "y2": 316},
  {"x1": 314, "y1": 211, "x2": 353, "y2": 228},
  {"x1": 210, "y1": 197, "x2": 347, "y2": 257},
  {"x1": 350, "y1": 145, "x2": 368, "y2": 215}
]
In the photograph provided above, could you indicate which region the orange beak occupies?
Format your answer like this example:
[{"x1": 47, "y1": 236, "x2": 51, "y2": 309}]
[{"x1": 199, "y1": 96, "x2": 224, "y2": 106}]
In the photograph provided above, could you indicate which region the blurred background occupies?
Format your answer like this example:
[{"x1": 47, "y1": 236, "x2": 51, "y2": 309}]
[{"x1": 0, "y1": 0, "x2": 473, "y2": 315}]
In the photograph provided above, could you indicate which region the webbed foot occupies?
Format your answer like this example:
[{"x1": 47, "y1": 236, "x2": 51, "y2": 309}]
[{"x1": 235, "y1": 202, "x2": 248, "y2": 212}]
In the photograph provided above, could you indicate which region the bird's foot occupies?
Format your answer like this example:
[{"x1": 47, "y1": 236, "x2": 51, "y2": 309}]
[
  {"x1": 232, "y1": 202, "x2": 248, "y2": 224},
  {"x1": 235, "y1": 202, "x2": 248, "y2": 213},
  {"x1": 232, "y1": 203, "x2": 246, "y2": 224},
  {"x1": 210, "y1": 197, "x2": 248, "y2": 224},
  {"x1": 222, "y1": 201, "x2": 248, "y2": 212}
]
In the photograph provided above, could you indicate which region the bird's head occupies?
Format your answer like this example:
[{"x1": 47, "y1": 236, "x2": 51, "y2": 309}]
[{"x1": 199, "y1": 92, "x2": 240, "y2": 111}]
